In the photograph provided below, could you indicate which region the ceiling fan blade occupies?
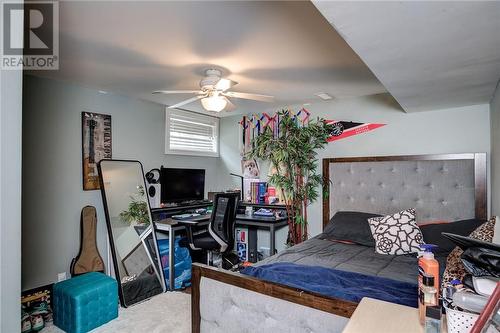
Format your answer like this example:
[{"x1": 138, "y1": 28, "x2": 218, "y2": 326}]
[
  {"x1": 215, "y1": 78, "x2": 238, "y2": 91},
  {"x1": 223, "y1": 97, "x2": 236, "y2": 112},
  {"x1": 152, "y1": 90, "x2": 202, "y2": 95},
  {"x1": 223, "y1": 91, "x2": 274, "y2": 102},
  {"x1": 168, "y1": 95, "x2": 204, "y2": 109}
]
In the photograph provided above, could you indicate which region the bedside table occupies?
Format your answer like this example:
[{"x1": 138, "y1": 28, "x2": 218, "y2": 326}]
[{"x1": 342, "y1": 298, "x2": 447, "y2": 333}]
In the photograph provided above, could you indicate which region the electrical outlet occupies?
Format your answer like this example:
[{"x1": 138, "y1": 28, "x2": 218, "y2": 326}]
[{"x1": 57, "y1": 272, "x2": 67, "y2": 282}]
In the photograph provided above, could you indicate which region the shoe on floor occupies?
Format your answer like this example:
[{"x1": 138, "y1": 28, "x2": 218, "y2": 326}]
[{"x1": 21, "y1": 306, "x2": 32, "y2": 333}]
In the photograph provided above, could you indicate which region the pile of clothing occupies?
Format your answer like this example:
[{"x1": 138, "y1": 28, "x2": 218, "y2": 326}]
[{"x1": 442, "y1": 233, "x2": 499, "y2": 329}]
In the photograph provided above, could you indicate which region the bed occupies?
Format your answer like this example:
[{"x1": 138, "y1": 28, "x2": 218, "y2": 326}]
[{"x1": 191, "y1": 153, "x2": 487, "y2": 333}]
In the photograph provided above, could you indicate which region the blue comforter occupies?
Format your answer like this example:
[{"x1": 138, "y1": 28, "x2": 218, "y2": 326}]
[{"x1": 241, "y1": 262, "x2": 418, "y2": 307}]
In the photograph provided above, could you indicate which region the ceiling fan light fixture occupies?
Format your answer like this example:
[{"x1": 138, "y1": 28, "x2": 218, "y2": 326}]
[{"x1": 201, "y1": 95, "x2": 227, "y2": 112}]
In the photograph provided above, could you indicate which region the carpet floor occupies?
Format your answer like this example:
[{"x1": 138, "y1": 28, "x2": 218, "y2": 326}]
[{"x1": 41, "y1": 292, "x2": 191, "y2": 333}]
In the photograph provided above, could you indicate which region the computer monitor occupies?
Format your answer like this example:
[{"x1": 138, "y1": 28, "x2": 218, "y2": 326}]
[{"x1": 160, "y1": 167, "x2": 205, "y2": 203}]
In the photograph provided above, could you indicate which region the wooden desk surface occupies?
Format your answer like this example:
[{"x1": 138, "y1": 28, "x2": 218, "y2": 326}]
[{"x1": 342, "y1": 298, "x2": 447, "y2": 333}]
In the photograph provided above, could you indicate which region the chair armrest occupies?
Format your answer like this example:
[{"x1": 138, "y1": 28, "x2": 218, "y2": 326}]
[{"x1": 183, "y1": 223, "x2": 196, "y2": 247}]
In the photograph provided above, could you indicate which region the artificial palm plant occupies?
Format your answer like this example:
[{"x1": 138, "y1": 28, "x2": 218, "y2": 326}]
[{"x1": 248, "y1": 110, "x2": 334, "y2": 245}]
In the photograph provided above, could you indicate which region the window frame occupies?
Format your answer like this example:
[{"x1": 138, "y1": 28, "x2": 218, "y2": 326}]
[{"x1": 165, "y1": 108, "x2": 220, "y2": 158}]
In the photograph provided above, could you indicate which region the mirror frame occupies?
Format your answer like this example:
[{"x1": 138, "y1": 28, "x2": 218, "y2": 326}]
[{"x1": 98, "y1": 159, "x2": 165, "y2": 307}]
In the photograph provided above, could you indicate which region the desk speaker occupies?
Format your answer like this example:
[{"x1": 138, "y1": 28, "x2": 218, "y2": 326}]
[{"x1": 147, "y1": 183, "x2": 161, "y2": 209}]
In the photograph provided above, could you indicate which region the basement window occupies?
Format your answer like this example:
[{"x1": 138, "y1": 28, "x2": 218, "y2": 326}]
[{"x1": 165, "y1": 109, "x2": 219, "y2": 157}]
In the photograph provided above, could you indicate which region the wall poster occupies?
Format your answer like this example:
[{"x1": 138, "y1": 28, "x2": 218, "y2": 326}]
[{"x1": 82, "y1": 112, "x2": 112, "y2": 190}]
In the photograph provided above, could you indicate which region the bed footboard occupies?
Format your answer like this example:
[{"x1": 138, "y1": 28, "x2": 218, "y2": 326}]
[{"x1": 191, "y1": 263, "x2": 356, "y2": 333}]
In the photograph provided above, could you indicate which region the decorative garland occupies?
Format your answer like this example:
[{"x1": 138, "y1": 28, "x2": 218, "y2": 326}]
[{"x1": 239, "y1": 108, "x2": 311, "y2": 155}]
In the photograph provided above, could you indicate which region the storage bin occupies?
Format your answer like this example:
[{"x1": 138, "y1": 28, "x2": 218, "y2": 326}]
[
  {"x1": 445, "y1": 306, "x2": 479, "y2": 333},
  {"x1": 157, "y1": 237, "x2": 192, "y2": 289}
]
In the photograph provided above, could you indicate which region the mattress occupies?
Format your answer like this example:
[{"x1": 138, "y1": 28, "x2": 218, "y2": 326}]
[{"x1": 257, "y1": 234, "x2": 447, "y2": 284}]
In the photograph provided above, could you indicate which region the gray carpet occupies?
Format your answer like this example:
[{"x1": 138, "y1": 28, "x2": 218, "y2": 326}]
[{"x1": 42, "y1": 292, "x2": 191, "y2": 333}]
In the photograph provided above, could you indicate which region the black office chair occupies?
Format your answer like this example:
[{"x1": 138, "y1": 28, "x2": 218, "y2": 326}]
[{"x1": 184, "y1": 192, "x2": 239, "y2": 265}]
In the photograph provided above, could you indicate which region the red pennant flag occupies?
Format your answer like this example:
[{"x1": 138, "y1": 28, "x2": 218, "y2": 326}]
[{"x1": 326, "y1": 120, "x2": 385, "y2": 142}]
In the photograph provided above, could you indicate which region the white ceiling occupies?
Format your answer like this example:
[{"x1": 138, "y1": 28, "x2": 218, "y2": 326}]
[
  {"x1": 29, "y1": 1, "x2": 386, "y2": 116},
  {"x1": 313, "y1": 1, "x2": 500, "y2": 112}
]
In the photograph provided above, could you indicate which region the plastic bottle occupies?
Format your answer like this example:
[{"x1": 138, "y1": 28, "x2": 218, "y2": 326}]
[
  {"x1": 421, "y1": 275, "x2": 438, "y2": 306},
  {"x1": 452, "y1": 290, "x2": 489, "y2": 314},
  {"x1": 419, "y1": 244, "x2": 440, "y2": 324},
  {"x1": 425, "y1": 306, "x2": 441, "y2": 333}
]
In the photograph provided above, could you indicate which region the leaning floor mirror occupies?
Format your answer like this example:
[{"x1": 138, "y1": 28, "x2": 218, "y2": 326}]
[{"x1": 98, "y1": 160, "x2": 164, "y2": 307}]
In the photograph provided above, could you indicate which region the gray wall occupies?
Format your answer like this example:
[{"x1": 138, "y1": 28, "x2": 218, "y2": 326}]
[
  {"x1": 218, "y1": 94, "x2": 491, "y2": 238},
  {"x1": 491, "y1": 82, "x2": 500, "y2": 216},
  {"x1": 1, "y1": 69, "x2": 23, "y2": 332},
  {"x1": 22, "y1": 75, "x2": 220, "y2": 290}
]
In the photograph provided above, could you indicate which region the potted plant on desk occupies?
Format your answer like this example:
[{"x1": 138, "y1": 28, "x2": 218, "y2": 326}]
[{"x1": 248, "y1": 110, "x2": 333, "y2": 245}]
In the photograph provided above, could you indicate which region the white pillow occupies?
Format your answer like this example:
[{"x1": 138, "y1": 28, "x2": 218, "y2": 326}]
[{"x1": 368, "y1": 208, "x2": 424, "y2": 255}]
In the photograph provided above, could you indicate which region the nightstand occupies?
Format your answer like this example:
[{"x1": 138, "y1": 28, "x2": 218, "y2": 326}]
[{"x1": 342, "y1": 297, "x2": 448, "y2": 333}]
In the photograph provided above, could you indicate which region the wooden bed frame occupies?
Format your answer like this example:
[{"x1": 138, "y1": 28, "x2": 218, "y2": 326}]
[
  {"x1": 191, "y1": 264, "x2": 357, "y2": 332},
  {"x1": 191, "y1": 153, "x2": 487, "y2": 333}
]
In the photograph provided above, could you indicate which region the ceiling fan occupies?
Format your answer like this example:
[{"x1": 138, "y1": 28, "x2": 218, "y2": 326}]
[{"x1": 153, "y1": 69, "x2": 274, "y2": 112}]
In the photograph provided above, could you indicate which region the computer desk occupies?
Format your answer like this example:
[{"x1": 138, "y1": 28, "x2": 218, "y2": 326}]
[{"x1": 154, "y1": 212, "x2": 288, "y2": 289}]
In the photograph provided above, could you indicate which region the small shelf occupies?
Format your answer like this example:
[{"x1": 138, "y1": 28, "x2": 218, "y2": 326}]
[
  {"x1": 236, "y1": 214, "x2": 288, "y2": 223},
  {"x1": 238, "y1": 202, "x2": 288, "y2": 209},
  {"x1": 150, "y1": 202, "x2": 212, "y2": 214}
]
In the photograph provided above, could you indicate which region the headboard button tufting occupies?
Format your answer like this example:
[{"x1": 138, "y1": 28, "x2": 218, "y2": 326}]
[{"x1": 330, "y1": 158, "x2": 477, "y2": 225}]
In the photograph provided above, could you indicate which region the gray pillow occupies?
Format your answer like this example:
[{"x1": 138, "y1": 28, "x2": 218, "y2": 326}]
[{"x1": 324, "y1": 211, "x2": 383, "y2": 246}]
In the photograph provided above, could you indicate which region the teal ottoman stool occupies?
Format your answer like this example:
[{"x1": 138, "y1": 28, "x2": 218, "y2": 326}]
[{"x1": 53, "y1": 272, "x2": 118, "y2": 333}]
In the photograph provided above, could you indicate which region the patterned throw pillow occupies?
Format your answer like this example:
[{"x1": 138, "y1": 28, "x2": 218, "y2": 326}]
[
  {"x1": 368, "y1": 208, "x2": 424, "y2": 255},
  {"x1": 441, "y1": 216, "x2": 497, "y2": 288}
]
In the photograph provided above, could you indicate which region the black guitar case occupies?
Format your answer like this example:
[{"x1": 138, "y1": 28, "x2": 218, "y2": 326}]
[{"x1": 70, "y1": 206, "x2": 105, "y2": 276}]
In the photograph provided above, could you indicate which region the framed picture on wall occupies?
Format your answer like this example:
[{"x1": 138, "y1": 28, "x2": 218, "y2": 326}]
[{"x1": 82, "y1": 112, "x2": 112, "y2": 190}]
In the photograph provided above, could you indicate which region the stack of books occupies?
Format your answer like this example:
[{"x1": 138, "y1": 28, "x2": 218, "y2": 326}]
[{"x1": 250, "y1": 181, "x2": 267, "y2": 204}]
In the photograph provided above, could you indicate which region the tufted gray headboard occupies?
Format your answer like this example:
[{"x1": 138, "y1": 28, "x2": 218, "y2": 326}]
[{"x1": 322, "y1": 153, "x2": 487, "y2": 228}]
